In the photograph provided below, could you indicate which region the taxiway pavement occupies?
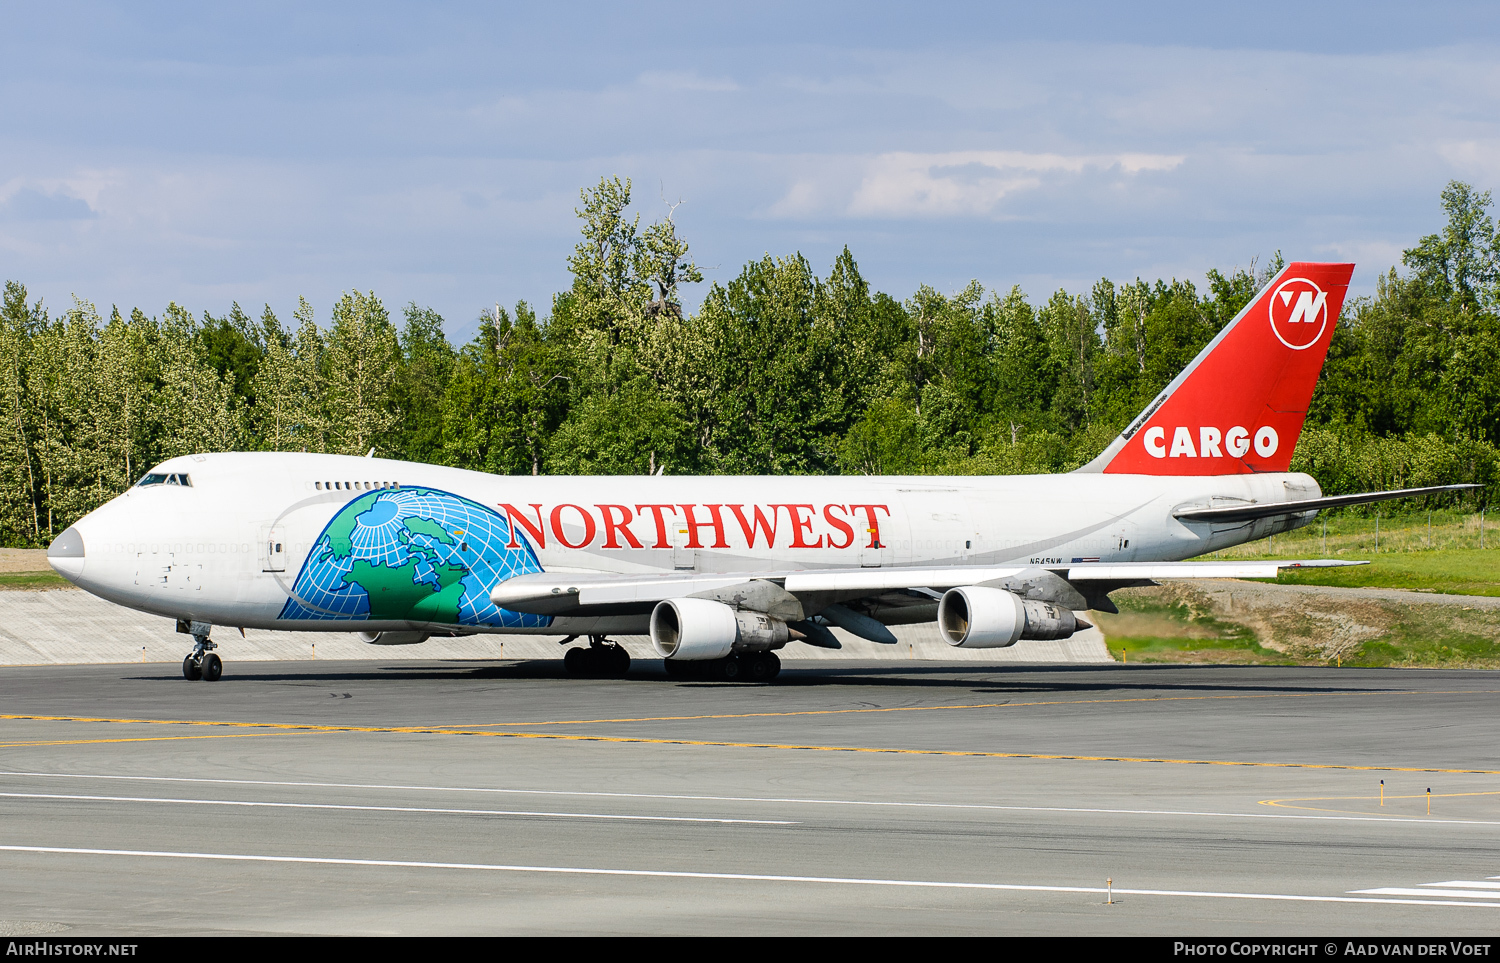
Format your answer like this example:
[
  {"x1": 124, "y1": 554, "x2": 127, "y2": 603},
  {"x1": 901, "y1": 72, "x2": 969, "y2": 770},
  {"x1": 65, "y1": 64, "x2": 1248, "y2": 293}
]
[{"x1": 2, "y1": 658, "x2": 1499, "y2": 935}]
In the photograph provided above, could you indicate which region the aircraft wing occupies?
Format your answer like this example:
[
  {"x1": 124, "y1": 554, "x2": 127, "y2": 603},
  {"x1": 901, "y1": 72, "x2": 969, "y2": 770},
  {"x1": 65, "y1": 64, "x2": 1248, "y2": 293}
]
[
  {"x1": 490, "y1": 558, "x2": 1365, "y2": 616},
  {"x1": 1173, "y1": 484, "x2": 1479, "y2": 523}
]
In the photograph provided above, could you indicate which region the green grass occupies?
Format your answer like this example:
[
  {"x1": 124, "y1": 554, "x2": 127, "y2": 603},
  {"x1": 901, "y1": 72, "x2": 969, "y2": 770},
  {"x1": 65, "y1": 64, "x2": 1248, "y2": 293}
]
[
  {"x1": 1207, "y1": 510, "x2": 1500, "y2": 597},
  {"x1": 1346, "y1": 621, "x2": 1500, "y2": 668},
  {"x1": 1107, "y1": 634, "x2": 1291, "y2": 664},
  {"x1": 0, "y1": 570, "x2": 73, "y2": 590},
  {"x1": 1218, "y1": 508, "x2": 1496, "y2": 557},
  {"x1": 1095, "y1": 594, "x2": 1290, "y2": 664},
  {"x1": 1096, "y1": 580, "x2": 1500, "y2": 668},
  {"x1": 1267, "y1": 550, "x2": 1500, "y2": 597}
]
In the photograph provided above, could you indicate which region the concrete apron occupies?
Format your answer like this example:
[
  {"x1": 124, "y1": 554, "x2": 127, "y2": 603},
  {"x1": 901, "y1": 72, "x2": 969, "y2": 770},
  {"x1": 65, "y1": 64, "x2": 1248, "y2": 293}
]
[{"x1": 0, "y1": 588, "x2": 1113, "y2": 666}]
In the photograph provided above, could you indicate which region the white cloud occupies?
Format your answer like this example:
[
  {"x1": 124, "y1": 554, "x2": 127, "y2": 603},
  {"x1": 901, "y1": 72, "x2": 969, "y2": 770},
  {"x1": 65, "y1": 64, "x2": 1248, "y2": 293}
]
[
  {"x1": 768, "y1": 150, "x2": 1185, "y2": 220},
  {"x1": 766, "y1": 178, "x2": 825, "y2": 219},
  {"x1": 1439, "y1": 140, "x2": 1500, "y2": 184},
  {"x1": 0, "y1": 187, "x2": 96, "y2": 222}
]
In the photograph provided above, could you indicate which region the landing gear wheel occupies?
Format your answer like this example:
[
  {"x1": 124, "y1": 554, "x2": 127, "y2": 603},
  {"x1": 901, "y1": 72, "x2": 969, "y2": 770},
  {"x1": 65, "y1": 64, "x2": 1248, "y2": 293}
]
[
  {"x1": 718, "y1": 656, "x2": 741, "y2": 681},
  {"x1": 182, "y1": 628, "x2": 217, "y2": 682},
  {"x1": 744, "y1": 651, "x2": 780, "y2": 681},
  {"x1": 663, "y1": 659, "x2": 690, "y2": 679},
  {"x1": 565, "y1": 641, "x2": 631, "y2": 677}
]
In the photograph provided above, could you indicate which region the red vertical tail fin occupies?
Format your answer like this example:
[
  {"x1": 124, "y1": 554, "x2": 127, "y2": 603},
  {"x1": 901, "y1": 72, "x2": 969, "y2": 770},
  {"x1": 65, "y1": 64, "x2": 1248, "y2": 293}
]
[{"x1": 1082, "y1": 261, "x2": 1354, "y2": 475}]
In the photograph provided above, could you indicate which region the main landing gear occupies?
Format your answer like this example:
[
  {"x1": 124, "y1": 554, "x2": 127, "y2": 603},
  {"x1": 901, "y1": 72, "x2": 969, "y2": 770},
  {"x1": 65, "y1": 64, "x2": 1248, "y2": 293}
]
[
  {"x1": 178, "y1": 619, "x2": 222, "y2": 682},
  {"x1": 664, "y1": 651, "x2": 780, "y2": 682},
  {"x1": 563, "y1": 636, "x2": 631, "y2": 677}
]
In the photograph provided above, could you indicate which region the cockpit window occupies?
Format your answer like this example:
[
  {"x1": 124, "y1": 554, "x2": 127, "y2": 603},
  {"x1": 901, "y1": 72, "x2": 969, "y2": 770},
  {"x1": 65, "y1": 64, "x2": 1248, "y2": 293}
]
[{"x1": 136, "y1": 472, "x2": 192, "y2": 487}]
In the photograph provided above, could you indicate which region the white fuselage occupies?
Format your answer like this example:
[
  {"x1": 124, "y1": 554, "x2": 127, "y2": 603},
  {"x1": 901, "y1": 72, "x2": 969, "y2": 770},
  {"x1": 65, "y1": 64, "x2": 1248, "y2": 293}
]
[{"x1": 52, "y1": 451, "x2": 1318, "y2": 637}]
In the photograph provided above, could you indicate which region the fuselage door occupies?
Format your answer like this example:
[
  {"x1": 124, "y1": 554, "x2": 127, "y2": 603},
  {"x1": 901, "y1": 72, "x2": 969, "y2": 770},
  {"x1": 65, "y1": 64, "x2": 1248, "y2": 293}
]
[
  {"x1": 671, "y1": 524, "x2": 695, "y2": 571},
  {"x1": 261, "y1": 526, "x2": 286, "y2": 572},
  {"x1": 859, "y1": 519, "x2": 896, "y2": 567}
]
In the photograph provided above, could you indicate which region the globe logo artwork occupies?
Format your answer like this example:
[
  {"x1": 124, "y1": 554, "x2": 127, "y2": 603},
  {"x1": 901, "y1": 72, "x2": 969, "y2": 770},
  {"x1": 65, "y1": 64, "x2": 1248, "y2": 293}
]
[{"x1": 278, "y1": 486, "x2": 551, "y2": 628}]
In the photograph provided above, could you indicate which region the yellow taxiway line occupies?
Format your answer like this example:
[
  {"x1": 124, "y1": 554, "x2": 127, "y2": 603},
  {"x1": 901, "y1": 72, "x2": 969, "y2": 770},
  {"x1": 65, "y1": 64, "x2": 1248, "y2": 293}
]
[
  {"x1": 1260, "y1": 789, "x2": 1500, "y2": 816},
  {"x1": 8, "y1": 686, "x2": 1498, "y2": 735},
  {"x1": 3, "y1": 710, "x2": 1500, "y2": 774}
]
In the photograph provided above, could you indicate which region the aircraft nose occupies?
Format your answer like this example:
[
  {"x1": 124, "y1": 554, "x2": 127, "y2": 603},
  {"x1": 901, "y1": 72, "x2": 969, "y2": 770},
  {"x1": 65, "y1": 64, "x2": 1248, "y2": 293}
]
[{"x1": 47, "y1": 526, "x2": 86, "y2": 582}]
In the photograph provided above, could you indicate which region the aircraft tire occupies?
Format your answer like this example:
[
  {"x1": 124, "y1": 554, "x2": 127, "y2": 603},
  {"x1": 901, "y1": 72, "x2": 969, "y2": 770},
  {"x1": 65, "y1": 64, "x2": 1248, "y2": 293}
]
[
  {"x1": 608, "y1": 645, "x2": 631, "y2": 676},
  {"x1": 182, "y1": 656, "x2": 201, "y2": 681},
  {"x1": 201, "y1": 653, "x2": 222, "y2": 682},
  {"x1": 719, "y1": 657, "x2": 741, "y2": 681},
  {"x1": 564, "y1": 647, "x2": 587, "y2": 675},
  {"x1": 744, "y1": 653, "x2": 772, "y2": 681},
  {"x1": 762, "y1": 652, "x2": 781, "y2": 680}
]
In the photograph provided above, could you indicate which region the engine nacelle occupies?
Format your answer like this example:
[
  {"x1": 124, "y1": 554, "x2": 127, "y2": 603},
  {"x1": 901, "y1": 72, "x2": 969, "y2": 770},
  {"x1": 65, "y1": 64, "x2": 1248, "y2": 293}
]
[
  {"x1": 356, "y1": 631, "x2": 431, "y2": 646},
  {"x1": 937, "y1": 586, "x2": 1082, "y2": 648},
  {"x1": 650, "y1": 598, "x2": 790, "y2": 660}
]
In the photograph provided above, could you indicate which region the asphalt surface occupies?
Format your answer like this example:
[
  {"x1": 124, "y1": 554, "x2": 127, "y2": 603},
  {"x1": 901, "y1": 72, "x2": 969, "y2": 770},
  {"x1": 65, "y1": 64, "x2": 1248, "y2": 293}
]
[{"x1": 3, "y1": 657, "x2": 1500, "y2": 935}]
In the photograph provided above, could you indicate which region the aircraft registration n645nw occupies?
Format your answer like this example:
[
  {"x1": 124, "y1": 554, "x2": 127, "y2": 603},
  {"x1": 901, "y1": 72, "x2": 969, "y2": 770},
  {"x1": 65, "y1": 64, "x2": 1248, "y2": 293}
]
[{"x1": 46, "y1": 262, "x2": 1474, "y2": 682}]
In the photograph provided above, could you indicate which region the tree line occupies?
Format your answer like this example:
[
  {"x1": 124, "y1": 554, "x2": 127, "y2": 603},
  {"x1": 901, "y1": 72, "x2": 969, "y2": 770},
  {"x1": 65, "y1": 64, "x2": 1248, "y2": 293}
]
[{"x1": 2, "y1": 177, "x2": 1497, "y2": 547}]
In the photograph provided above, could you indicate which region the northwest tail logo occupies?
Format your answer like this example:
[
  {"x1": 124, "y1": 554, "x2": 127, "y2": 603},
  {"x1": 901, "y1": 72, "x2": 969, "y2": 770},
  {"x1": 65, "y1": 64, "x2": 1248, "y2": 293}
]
[
  {"x1": 1093, "y1": 261, "x2": 1354, "y2": 476},
  {"x1": 1269, "y1": 278, "x2": 1328, "y2": 350}
]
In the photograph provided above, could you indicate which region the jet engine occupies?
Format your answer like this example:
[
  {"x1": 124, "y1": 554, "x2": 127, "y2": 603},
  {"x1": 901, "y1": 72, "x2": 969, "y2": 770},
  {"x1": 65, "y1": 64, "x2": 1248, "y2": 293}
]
[
  {"x1": 650, "y1": 598, "x2": 789, "y2": 660},
  {"x1": 356, "y1": 631, "x2": 431, "y2": 646},
  {"x1": 937, "y1": 586, "x2": 1085, "y2": 648}
]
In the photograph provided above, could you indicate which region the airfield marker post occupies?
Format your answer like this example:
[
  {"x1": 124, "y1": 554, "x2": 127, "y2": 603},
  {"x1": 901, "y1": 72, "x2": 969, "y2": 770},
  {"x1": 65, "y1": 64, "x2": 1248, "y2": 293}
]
[
  {"x1": 1380, "y1": 779, "x2": 1384, "y2": 806},
  {"x1": 1107, "y1": 878, "x2": 1113, "y2": 904},
  {"x1": 1427, "y1": 788, "x2": 1431, "y2": 815}
]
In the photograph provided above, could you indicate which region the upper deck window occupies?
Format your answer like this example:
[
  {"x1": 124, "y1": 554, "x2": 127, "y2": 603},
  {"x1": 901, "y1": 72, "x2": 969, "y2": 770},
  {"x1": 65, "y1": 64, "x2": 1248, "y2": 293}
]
[
  {"x1": 320, "y1": 480, "x2": 398, "y2": 492},
  {"x1": 136, "y1": 472, "x2": 192, "y2": 488}
]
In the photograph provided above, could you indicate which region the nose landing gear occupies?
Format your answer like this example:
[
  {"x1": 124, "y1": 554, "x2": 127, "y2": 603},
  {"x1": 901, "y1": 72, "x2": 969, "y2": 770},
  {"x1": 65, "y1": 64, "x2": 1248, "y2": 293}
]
[{"x1": 177, "y1": 620, "x2": 222, "y2": 682}]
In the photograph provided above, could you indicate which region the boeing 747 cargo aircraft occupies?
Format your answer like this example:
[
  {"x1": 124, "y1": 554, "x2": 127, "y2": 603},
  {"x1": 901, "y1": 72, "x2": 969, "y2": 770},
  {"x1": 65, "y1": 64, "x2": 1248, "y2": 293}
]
[{"x1": 45, "y1": 262, "x2": 1472, "y2": 681}]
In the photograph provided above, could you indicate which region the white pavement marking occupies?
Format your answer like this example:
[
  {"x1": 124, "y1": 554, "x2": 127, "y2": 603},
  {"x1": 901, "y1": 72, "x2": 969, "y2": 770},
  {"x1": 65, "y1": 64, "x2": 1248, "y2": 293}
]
[
  {"x1": 4, "y1": 845, "x2": 1500, "y2": 910},
  {"x1": 1350, "y1": 879, "x2": 1500, "y2": 902},
  {"x1": 1355, "y1": 889, "x2": 1500, "y2": 900},
  {"x1": 1, "y1": 770, "x2": 1496, "y2": 827},
  {"x1": 0, "y1": 791, "x2": 793, "y2": 825}
]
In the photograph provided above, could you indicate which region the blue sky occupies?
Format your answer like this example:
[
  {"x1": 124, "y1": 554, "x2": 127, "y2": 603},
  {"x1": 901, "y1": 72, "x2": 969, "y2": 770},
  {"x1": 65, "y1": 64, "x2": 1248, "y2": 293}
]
[{"x1": 3, "y1": 2, "x2": 1500, "y2": 339}]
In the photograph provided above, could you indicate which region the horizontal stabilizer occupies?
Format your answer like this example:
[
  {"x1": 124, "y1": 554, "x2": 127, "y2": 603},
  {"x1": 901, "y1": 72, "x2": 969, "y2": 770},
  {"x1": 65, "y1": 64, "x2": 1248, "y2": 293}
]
[{"x1": 1173, "y1": 484, "x2": 1481, "y2": 523}]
